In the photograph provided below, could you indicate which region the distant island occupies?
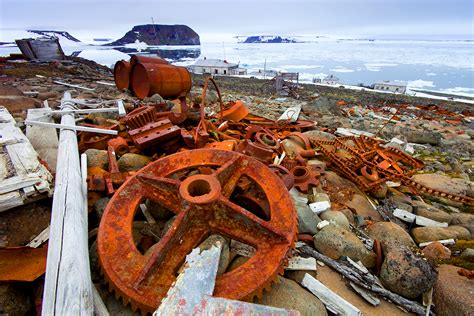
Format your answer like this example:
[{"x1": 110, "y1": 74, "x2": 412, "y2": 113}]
[
  {"x1": 106, "y1": 24, "x2": 200, "y2": 46},
  {"x1": 240, "y1": 35, "x2": 298, "y2": 43}
]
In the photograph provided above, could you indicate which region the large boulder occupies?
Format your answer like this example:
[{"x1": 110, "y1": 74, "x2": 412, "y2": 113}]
[
  {"x1": 117, "y1": 153, "x2": 152, "y2": 172},
  {"x1": 367, "y1": 221, "x2": 416, "y2": 253},
  {"x1": 422, "y1": 242, "x2": 451, "y2": 260},
  {"x1": 85, "y1": 149, "x2": 108, "y2": 169},
  {"x1": 411, "y1": 226, "x2": 471, "y2": 244},
  {"x1": 433, "y1": 265, "x2": 474, "y2": 316},
  {"x1": 380, "y1": 247, "x2": 437, "y2": 299},
  {"x1": 403, "y1": 130, "x2": 441, "y2": 145},
  {"x1": 256, "y1": 276, "x2": 327, "y2": 316},
  {"x1": 313, "y1": 224, "x2": 376, "y2": 268},
  {"x1": 411, "y1": 173, "x2": 474, "y2": 197},
  {"x1": 345, "y1": 194, "x2": 382, "y2": 221}
]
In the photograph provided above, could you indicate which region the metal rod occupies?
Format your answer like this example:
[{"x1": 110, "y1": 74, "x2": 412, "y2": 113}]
[{"x1": 25, "y1": 120, "x2": 118, "y2": 135}]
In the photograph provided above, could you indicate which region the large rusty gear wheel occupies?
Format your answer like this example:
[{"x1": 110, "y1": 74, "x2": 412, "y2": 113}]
[{"x1": 97, "y1": 149, "x2": 297, "y2": 313}]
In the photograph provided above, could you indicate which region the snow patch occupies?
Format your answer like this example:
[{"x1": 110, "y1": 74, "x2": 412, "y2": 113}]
[
  {"x1": 365, "y1": 62, "x2": 398, "y2": 72},
  {"x1": 408, "y1": 79, "x2": 436, "y2": 89},
  {"x1": 77, "y1": 49, "x2": 130, "y2": 67},
  {"x1": 426, "y1": 72, "x2": 437, "y2": 76}
]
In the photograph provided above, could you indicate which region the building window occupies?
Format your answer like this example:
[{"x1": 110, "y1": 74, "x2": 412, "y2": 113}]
[
  {"x1": 202, "y1": 69, "x2": 206, "y2": 73},
  {"x1": 224, "y1": 70, "x2": 227, "y2": 75},
  {"x1": 395, "y1": 88, "x2": 399, "y2": 92},
  {"x1": 214, "y1": 69, "x2": 218, "y2": 74}
]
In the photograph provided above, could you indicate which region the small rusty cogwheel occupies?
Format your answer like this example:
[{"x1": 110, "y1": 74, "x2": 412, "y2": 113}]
[{"x1": 97, "y1": 149, "x2": 297, "y2": 313}]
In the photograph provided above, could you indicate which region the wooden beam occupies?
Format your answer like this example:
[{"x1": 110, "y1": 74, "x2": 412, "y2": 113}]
[{"x1": 42, "y1": 92, "x2": 94, "y2": 315}]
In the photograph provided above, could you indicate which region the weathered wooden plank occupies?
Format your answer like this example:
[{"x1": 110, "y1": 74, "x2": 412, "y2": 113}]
[
  {"x1": 301, "y1": 273, "x2": 362, "y2": 316},
  {"x1": 92, "y1": 284, "x2": 109, "y2": 316},
  {"x1": 42, "y1": 92, "x2": 93, "y2": 315},
  {"x1": 393, "y1": 208, "x2": 448, "y2": 227},
  {"x1": 27, "y1": 226, "x2": 50, "y2": 248}
]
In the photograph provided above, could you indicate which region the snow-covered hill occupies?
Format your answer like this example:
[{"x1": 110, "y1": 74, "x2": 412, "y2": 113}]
[{"x1": 0, "y1": 29, "x2": 84, "y2": 47}]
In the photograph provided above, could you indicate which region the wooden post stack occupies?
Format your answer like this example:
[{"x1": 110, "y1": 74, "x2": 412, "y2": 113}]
[{"x1": 42, "y1": 92, "x2": 94, "y2": 315}]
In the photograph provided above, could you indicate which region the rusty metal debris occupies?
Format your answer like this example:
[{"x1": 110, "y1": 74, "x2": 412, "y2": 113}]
[
  {"x1": 313, "y1": 135, "x2": 474, "y2": 205},
  {"x1": 98, "y1": 149, "x2": 297, "y2": 313},
  {"x1": 0, "y1": 246, "x2": 47, "y2": 282}
]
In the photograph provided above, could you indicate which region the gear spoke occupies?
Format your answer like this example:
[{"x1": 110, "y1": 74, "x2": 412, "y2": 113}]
[
  {"x1": 209, "y1": 196, "x2": 288, "y2": 247},
  {"x1": 213, "y1": 154, "x2": 247, "y2": 197},
  {"x1": 136, "y1": 174, "x2": 182, "y2": 214},
  {"x1": 132, "y1": 208, "x2": 209, "y2": 288}
]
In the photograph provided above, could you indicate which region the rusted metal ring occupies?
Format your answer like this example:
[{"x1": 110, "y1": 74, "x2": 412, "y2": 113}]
[
  {"x1": 255, "y1": 132, "x2": 280, "y2": 150},
  {"x1": 97, "y1": 149, "x2": 297, "y2": 313},
  {"x1": 361, "y1": 166, "x2": 379, "y2": 182}
]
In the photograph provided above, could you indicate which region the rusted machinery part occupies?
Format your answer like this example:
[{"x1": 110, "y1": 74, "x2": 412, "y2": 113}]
[
  {"x1": 268, "y1": 164, "x2": 295, "y2": 190},
  {"x1": 291, "y1": 166, "x2": 320, "y2": 193},
  {"x1": 97, "y1": 150, "x2": 297, "y2": 313},
  {"x1": 107, "y1": 137, "x2": 129, "y2": 157},
  {"x1": 313, "y1": 137, "x2": 474, "y2": 205},
  {"x1": 236, "y1": 139, "x2": 274, "y2": 163},
  {"x1": 130, "y1": 63, "x2": 192, "y2": 99},
  {"x1": 113, "y1": 60, "x2": 131, "y2": 91},
  {"x1": 128, "y1": 119, "x2": 181, "y2": 151},
  {"x1": 220, "y1": 100, "x2": 249, "y2": 122},
  {"x1": 122, "y1": 106, "x2": 157, "y2": 129},
  {"x1": 284, "y1": 132, "x2": 311, "y2": 150},
  {"x1": 254, "y1": 132, "x2": 280, "y2": 150},
  {"x1": 130, "y1": 55, "x2": 169, "y2": 67},
  {"x1": 168, "y1": 96, "x2": 188, "y2": 124},
  {"x1": 78, "y1": 123, "x2": 119, "y2": 152},
  {"x1": 246, "y1": 119, "x2": 316, "y2": 131},
  {"x1": 360, "y1": 166, "x2": 379, "y2": 182}
]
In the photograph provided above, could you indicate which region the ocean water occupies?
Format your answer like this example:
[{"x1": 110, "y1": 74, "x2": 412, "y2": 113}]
[{"x1": 1, "y1": 39, "x2": 473, "y2": 95}]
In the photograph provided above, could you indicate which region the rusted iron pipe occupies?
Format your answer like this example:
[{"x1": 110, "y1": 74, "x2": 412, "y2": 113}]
[{"x1": 130, "y1": 63, "x2": 192, "y2": 99}]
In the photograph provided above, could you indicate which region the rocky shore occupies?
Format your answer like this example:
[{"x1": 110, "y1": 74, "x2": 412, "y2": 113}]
[{"x1": 0, "y1": 57, "x2": 473, "y2": 315}]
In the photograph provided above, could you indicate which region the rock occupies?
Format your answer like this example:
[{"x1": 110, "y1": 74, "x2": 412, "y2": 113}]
[
  {"x1": 143, "y1": 93, "x2": 165, "y2": 104},
  {"x1": 449, "y1": 213, "x2": 474, "y2": 226},
  {"x1": 369, "y1": 183, "x2": 388, "y2": 199},
  {"x1": 415, "y1": 207, "x2": 451, "y2": 223},
  {"x1": 282, "y1": 138, "x2": 304, "y2": 157},
  {"x1": 0, "y1": 284, "x2": 32, "y2": 315},
  {"x1": 198, "y1": 234, "x2": 230, "y2": 276},
  {"x1": 290, "y1": 189, "x2": 320, "y2": 235},
  {"x1": 380, "y1": 247, "x2": 437, "y2": 299},
  {"x1": 460, "y1": 248, "x2": 474, "y2": 257},
  {"x1": 0, "y1": 95, "x2": 38, "y2": 112},
  {"x1": 320, "y1": 210, "x2": 350, "y2": 230},
  {"x1": 37, "y1": 91, "x2": 60, "y2": 101},
  {"x1": 303, "y1": 96, "x2": 340, "y2": 116},
  {"x1": 284, "y1": 270, "x2": 317, "y2": 284},
  {"x1": 411, "y1": 173, "x2": 474, "y2": 197},
  {"x1": 189, "y1": 87, "x2": 218, "y2": 105},
  {"x1": 338, "y1": 208, "x2": 355, "y2": 224},
  {"x1": 227, "y1": 256, "x2": 250, "y2": 272},
  {"x1": 367, "y1": 221, "x2": 416, "y2": 253},
  {"x1": 109, "y1": 24, "x2": 200, "y2": 46},
  {"x1": 303, "y1": 130, "x2": 336, "y2": 142},
  {"x1": 256, "y1": 276, "x2": 327, "y2": 316},
  {"x1": 0, "y1": 85, "x2": 24, "y2": 96},
  {"x1": 313, "y1": 223, "x2": 376, "y2": 268},
  {"x1": 94, "y1": 197, "x2": 110, "y2": 220},
  {"x1": 422, "y1": 242, "x2": 451, "y2": 260},
  {"x1": 404, "y1": 130, "x2": 441, "y2": 145},
  {"x1": 145, "y1": 199, "x2": 174, "y2": 220},
  {"x1": 85, "y1": 149, "x2": 108, "y2": 169},
  {"x1": 345, "y1": 194, "x2": 381, "y2": 221},
  {"x1": 433, "y1": 264, "x2": 474, "y2": 316},
  {"x1": 411, "y1": 226, "x2": 471, "y2": 244},
  {"x1": 117, "y1": 153, "x2": 151, "y2": 172}
]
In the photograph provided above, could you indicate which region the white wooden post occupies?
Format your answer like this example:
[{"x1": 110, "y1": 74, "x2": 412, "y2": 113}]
[{"x1": 42, "y1": 92, "x2": 94, "y2": 315}]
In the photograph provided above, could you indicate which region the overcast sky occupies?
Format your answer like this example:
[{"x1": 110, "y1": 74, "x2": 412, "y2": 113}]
[{"x1": 1, "y1": 0, "x2": 473, "y2": 41}]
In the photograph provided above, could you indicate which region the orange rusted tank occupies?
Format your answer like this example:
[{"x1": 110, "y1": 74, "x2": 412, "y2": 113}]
[
  {"x1": 130, "y1": 55, "x2": 169, "y2": 67},
  {"x1": 130, "y1": 63, "x2": 192, "y2": 99},
  {"x1": 113, "y1": 60, "x2": 131, "y2": 91}
]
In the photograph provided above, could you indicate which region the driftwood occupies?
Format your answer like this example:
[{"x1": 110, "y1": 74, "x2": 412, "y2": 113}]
[
  {"x1": 298, "y1": 244, "x2": 429, "y2": 315},
  {"x1": 42, "y1": 92, "x2": 94, "y2": 315}
]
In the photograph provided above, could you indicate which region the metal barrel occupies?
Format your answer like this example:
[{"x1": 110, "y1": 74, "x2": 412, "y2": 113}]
[
  {"x1": 130, "y1": 55, "x2": 169, "y2": 67},
  {"x1": 113, "y1": 60, "x2": 131, "y2": 91},
  {"x1": 130, "y1": 62, "x2": 192, "y2": 99}
]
